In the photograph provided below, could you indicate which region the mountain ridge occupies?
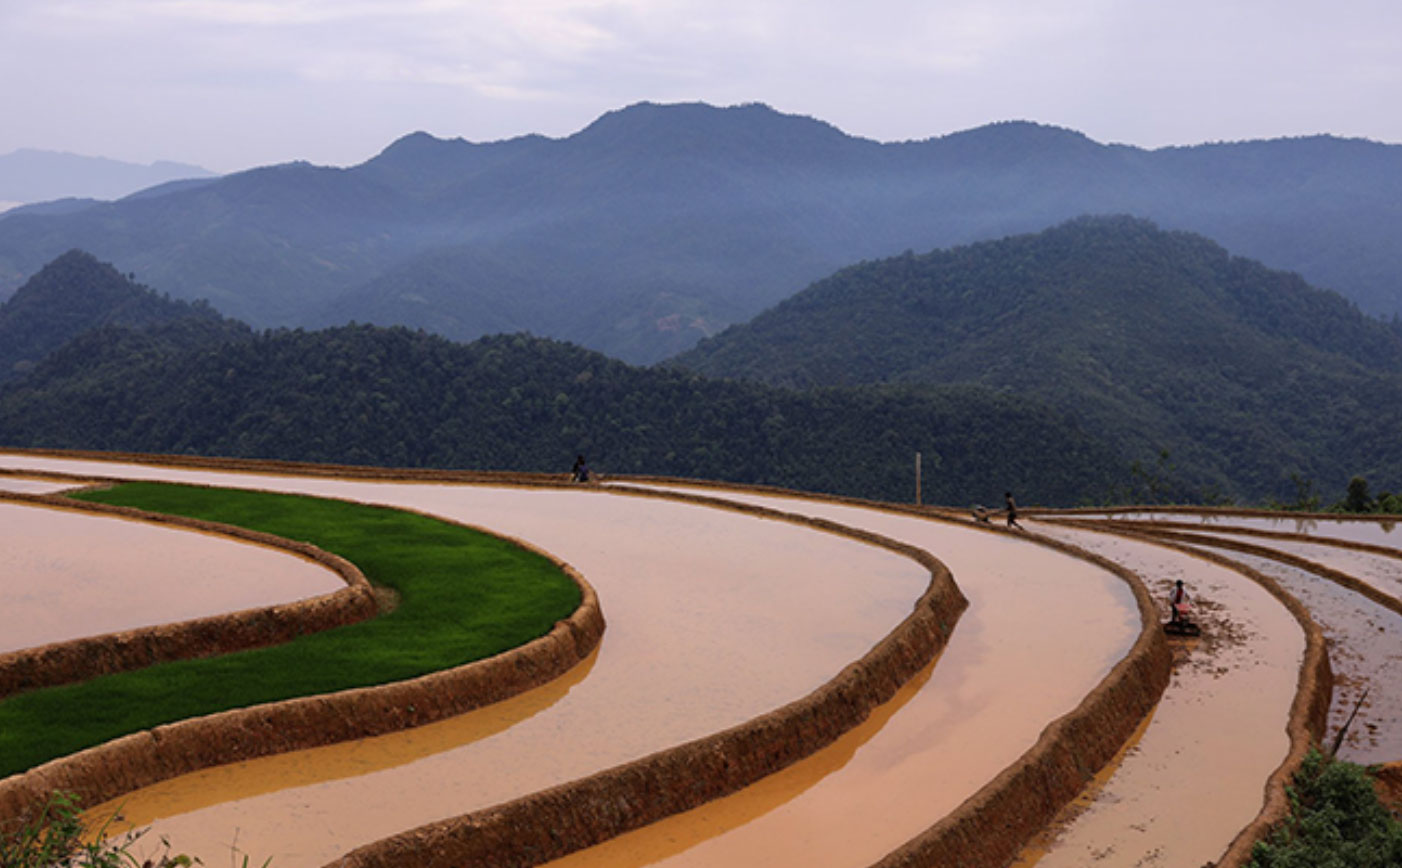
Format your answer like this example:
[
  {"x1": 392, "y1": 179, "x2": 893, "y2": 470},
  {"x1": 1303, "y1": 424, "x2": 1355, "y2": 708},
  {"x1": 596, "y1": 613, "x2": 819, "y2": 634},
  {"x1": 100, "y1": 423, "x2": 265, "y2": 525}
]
[
  {"x1": 673, "y1": 216, "x2": 1402, "y2": 500},
  {"x1": 0, "y1": 148, "x2": 216, "y2": 205},
  {"x1": 0, "y1": 249, "x2": 247, "y2": 381},
  {"x1": 1, "y1": 102, "x2": 1400, "y2": 362},
  {"x1": 0, "y1": 250, "x2": 1121, "y2": 505}
]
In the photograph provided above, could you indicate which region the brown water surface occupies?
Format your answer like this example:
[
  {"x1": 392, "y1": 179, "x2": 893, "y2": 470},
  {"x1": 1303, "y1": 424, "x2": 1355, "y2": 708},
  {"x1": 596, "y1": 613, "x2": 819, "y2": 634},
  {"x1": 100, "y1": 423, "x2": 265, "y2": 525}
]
[
  {"x1": 1014, "y1": 524, "x2": 1304, "y2": 868},
  {"x1": 0, "y1": 501, "x2": 347, "y2": 654},
  {"x1": 0, "y1": 457, "x2": 933, "y2": 868},
  {"x1": 1170, "y1": 540, "x2": 1402, "y2": 763},
  {"x1": 0, "y1": 477, "x2": 77, "y2": 494},
  {"x1": 543, "y1": 486, "x2": 1138, "y2": 868}
]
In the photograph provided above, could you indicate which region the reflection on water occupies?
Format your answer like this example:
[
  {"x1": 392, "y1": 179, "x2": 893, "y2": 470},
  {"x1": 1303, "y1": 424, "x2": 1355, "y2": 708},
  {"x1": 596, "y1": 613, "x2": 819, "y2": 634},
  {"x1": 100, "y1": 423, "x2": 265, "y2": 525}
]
[
  {"x1": 90, "y1": 648, "x2": 601, "y2": 833},
  {"x1": 546, "y1": 656, "x2": 938, "y2": 868},
  {"x1": 0, "y1": 476, "x2": 79, "y2": 495},
  {"x1": 5, "y1": 458, "x2": 932, "y2": 868},
  {"x1": 0, "y1": 501, "x2": 347, "y2": 654}
]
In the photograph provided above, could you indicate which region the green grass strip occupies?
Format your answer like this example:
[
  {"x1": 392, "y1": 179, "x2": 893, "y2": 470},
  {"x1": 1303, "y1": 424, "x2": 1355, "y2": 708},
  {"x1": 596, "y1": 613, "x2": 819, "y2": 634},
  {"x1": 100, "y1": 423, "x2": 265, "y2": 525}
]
[{"x1": 0, "y1": 481, "x2": 581, "y2": 779}]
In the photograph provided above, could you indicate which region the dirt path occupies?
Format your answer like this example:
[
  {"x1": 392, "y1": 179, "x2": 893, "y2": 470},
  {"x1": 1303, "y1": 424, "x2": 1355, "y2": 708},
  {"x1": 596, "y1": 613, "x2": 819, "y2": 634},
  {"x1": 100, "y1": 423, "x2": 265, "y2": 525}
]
[{"x1": 1011, "y1": 523, "x2": 1305, "y2": 868}]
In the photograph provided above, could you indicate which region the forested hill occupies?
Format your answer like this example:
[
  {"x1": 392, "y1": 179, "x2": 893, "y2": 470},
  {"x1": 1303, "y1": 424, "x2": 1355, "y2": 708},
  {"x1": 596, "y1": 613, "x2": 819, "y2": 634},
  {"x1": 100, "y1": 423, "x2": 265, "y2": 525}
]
[
  {"x1": 0, "y1": 323, "x2": 1123, "y2": 507},
  {"x1": 674, "y1": 217, "x2": 1402, "y2": 501},
  {"x1": 0, "y1": 250, "x2": 248, "y2": 382},
  {"x1": 1, "y1": 102, "x2": 1400, "y2": 363}
]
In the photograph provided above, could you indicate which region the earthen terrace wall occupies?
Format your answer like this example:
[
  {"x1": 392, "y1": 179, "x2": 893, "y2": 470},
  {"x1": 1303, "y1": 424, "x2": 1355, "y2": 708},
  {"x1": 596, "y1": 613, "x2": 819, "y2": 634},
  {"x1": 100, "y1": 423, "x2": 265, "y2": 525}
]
[
  {"x1": 1052, "y1": 519, "x2": 1335, "y2": 868},
  {"x1": 332, "y1": 487, "x2": 1173, "y2": 868},
  {"x1": 332, "y1": 483, "x2": 972, "y2": 868},
  {"x1": 2, "y1": 450, "x2": 1178, "y2": 868},
  {"x1": 0, "y1": 489, "x2": 378, "y2": 698},
  {"x1": 0, "y1": 478, "x2": 606, "y2": 830}
]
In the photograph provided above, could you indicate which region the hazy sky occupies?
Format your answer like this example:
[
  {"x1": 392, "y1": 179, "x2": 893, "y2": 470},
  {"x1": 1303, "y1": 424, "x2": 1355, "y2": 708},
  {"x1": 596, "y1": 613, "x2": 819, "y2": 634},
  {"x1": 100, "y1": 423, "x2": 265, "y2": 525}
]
[{"x1": 2, "y1": 0, "x2": 1399, "y2": 173}]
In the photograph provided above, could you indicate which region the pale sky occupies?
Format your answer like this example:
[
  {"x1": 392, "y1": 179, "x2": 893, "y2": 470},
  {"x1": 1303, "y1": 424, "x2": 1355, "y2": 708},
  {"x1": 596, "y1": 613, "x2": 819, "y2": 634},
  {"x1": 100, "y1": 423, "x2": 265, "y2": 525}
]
[{"x1": 2, "y1": 0, "x2": 1399, "y2": 173}]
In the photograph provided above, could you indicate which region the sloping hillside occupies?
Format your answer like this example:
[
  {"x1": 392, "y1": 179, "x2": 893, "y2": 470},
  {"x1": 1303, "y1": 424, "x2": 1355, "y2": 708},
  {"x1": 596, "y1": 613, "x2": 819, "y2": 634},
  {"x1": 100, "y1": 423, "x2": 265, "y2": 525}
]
[
  {"x1": 0, "y1": 249, "x2": 247, "y2": 381},
  {"x1": 0, "y1": 261, "x2": 1121, "y2": 505},
  {"x1": 675, "y1": 217, "x2": 1402, "y2": 500}
]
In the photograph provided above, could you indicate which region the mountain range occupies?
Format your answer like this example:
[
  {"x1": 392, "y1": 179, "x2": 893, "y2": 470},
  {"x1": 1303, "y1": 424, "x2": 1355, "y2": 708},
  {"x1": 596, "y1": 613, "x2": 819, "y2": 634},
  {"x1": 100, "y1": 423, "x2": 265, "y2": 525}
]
[
  {"x1": 5, "y1": 214, "x2": 1401, "y2": 506},
  {"x1": 0, "y1": 102, "x2": 1399, "y2": 364},
  {"x1": 0, "y1": 250, "x2": 1118, "y2": 506},
  {"x1": 0, "y1": 149, "x2": 215, "y2": 210}
]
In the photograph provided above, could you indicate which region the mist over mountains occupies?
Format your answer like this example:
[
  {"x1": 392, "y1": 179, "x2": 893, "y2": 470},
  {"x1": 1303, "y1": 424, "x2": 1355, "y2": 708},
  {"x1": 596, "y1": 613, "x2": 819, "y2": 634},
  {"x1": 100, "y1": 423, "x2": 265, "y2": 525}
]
[
  {"x1": 0, "y1": 149, "x2": 215, "y2": 210},
  {"x1": 1, "y1": 102, "x2": 1399, "y2": 363},
  {"x1": 4, "y1": 217, "x2": 1401, "y2": 506}
]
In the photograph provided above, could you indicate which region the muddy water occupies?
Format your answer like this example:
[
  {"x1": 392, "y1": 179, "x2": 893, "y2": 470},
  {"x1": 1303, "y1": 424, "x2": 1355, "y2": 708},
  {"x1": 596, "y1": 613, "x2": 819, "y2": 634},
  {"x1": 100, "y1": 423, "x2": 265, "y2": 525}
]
[
  {"x1": 543, "y1": 486, "x2": 1138, "y2": 868},
  {"x1": 0, "y1": 457, "x2": 933, "y2": 868},
  {"x1": 0, "y1": 501, "x2": 348, "y2": 654},
  {"x1": 1013, "y1": 525, "x2": 1304, "y2": 868},
  {"x1": 0, "y1": 477, "x2": 77, "y2": 495},
  {"x1": 1088, "y1": 511, "x2": 1402, "y2": 550},
  {"x1": 1192, "y1": 532, "x2": 1402, "y2": 600},
  {"x1": 1173, "y1": 543, "x2": 1402, "y2": 763}
]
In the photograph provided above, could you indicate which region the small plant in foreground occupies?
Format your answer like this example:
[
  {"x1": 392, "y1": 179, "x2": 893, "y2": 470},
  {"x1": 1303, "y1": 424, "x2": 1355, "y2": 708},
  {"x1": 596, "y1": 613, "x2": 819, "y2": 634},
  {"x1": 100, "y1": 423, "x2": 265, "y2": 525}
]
[
  {"x1": 0, "y1": 790, "x2": 196, "y2": 868},
  {"x1": 1248, "y1": 750, "x2": 1402, "y2": 868}
]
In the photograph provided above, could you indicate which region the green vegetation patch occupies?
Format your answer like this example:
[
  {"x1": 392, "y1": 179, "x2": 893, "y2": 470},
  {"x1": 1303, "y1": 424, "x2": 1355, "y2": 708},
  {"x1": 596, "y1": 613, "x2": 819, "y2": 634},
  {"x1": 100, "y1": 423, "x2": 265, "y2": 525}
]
[
  {"x1": 0, "y1": 482, "x2": 581, "y2": 779},
  {"x1": 1249, "y1": 751, "x2": 1402, "y2": 868}
]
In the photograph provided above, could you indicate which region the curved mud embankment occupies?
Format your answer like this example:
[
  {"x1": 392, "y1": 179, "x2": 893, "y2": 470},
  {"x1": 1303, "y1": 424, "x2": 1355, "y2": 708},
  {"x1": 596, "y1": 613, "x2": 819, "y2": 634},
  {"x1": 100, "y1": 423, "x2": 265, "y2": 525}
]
[
  {"x1": 331, "y1": 520, "x2": 966, "y2": 868},
  {"x1": 0, "y1": 450, "x2": 1301, "y2": 868},
  {"x1": 1052, "y1": 520, "x2": 1333, "y2": 868},
  {"x1": 0, "y1": 521, "x2": 605, "y2": 830},
  {"x1": 0, "y1": 490, "x2": 376, "y2": 698},
  {"x1": 1376, "y1": 762, "x2": 1402, "y2": 813},
  {"x1": 1106, "y1": 521, "x2": 1402, "y2": 619},
  {"x1": 857, "y1": 525, "x2": 1171, "y2": 868},
  {"x1": 0, "y1": 454, "x2": 948, "y2": 866},
  {"x1": 1111, "y1": 517, "x2": 1402, "y2": 563},
  {"x1": 464, "y1": 484, "x2": 1168, "y2": 868}
]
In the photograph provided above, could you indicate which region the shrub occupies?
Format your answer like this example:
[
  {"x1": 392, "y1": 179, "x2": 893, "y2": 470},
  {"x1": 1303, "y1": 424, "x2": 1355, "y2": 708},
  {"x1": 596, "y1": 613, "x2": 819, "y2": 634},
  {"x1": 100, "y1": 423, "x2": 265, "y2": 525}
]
[
  {"x1": 0, "y1": 790, "x2": 195, "y2": 868},
  {"x1": 1249, "y1": 751, "x2": 1402, "y2": 867}
]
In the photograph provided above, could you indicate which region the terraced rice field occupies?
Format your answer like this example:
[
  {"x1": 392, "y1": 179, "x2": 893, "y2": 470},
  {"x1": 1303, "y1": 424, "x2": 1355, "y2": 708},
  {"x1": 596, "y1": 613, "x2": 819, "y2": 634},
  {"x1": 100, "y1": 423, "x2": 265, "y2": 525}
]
[
  {"x1": 1, "y1": 452, "x2": 1397, "y2": 868},
  {"x1": 0, "y1": 496, "x2": 347, "y2": 655}
]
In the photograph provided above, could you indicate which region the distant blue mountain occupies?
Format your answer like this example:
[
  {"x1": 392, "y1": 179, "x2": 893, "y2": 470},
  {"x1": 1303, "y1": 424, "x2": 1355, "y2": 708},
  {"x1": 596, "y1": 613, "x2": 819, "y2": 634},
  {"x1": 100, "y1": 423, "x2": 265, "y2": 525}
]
[
  {"x1": 0, "y1": 103, "x2": 1397, "y2": 363},
  {"x1": 0, "y1": 149, "x2": 215, "y2": 205}
]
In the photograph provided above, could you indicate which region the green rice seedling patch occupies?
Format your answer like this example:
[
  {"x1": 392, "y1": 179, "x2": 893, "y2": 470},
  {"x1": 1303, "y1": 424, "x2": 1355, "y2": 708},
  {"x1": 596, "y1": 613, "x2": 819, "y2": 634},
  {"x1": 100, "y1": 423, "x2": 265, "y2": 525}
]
[{"x1": 0, "y1": 482, "x2": 580, "y2": 778}]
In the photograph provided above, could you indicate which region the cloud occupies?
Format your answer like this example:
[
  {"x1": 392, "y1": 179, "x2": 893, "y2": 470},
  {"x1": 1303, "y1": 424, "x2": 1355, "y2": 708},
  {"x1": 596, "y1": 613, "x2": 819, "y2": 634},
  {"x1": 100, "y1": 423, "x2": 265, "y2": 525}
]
[{"x1": 1, "y1": 0, "x2": 1398, "y2": 170}]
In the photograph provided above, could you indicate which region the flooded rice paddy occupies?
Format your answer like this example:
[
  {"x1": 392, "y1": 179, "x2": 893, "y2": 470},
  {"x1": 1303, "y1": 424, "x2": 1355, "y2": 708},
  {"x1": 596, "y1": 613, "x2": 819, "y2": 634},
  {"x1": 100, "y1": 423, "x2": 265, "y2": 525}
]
[
  {"x1": 0, "y1": 499, "x2": 349, "y2": 654},
  {"x1": 544, "y1": 485, "x2": 1139, "y2": 868},
  {"x1": 1013, "y1": 523, "x2": 1303, "y2": 868},
  {"x1": 0, "y1": 456, "x2": 929, "y2": 866},
  {"x1": 2, "y1": 453, "x2": 1399, "y2": 868}
]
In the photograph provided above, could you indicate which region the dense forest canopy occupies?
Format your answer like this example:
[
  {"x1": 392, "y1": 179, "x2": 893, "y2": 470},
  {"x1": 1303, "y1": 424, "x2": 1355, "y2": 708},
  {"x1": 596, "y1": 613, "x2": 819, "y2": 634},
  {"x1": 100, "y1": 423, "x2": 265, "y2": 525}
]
[
  {"x1": 0, "y1": 250, "x2": 1122, "y2": 505},
  {"x1": 675, "y1": 217, "x2": 1402, "y2": 502},
  {"x1": 0, "y1": 249, "x2": 246, "y2": 383},
  {"x1": 6, "y1": 221, "x2": 1400, "y2": 509}
]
